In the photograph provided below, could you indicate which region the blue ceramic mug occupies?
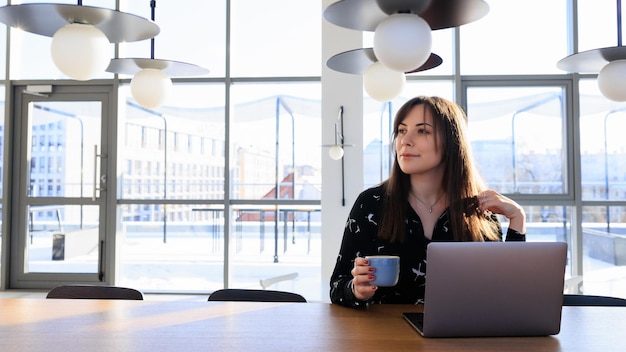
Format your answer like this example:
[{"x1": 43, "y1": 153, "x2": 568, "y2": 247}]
[{"x1": 366, "y1": 255, "x2": 400, "y2": 287}]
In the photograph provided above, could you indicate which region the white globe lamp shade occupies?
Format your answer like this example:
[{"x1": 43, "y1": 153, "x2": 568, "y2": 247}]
[
  {"x1": 373, "y1": 13, "x2": 432, "y2": 72},
  {"x1": 130, "y1": 68, "x2": 173, "y2": 108},
  {"x1": 598, "y1": 60, "x2": 626, "y2": 102},
  {"x1": 364, "y1": 61, "x2": 406, "y2": 102},
  {"x1": 51, "y1": 23, "x2": 110, "y2": 81},
  {"x1": 329, "y1": 145, "x2": 344, "y2": 160}
]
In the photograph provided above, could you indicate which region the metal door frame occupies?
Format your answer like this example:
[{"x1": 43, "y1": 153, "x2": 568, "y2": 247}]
[{"x1": 5, "y1": 83, "x2": 118, "y2": 289}]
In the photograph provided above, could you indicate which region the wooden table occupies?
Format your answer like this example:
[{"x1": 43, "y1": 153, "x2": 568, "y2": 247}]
[{"x1": 0, "y1": 299, "x2": 624, "y2": 351}]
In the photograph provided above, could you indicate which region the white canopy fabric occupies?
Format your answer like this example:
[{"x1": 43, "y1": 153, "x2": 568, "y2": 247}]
[{"x1": 17, "y1": 90, "x2": 626, "y2": 126}]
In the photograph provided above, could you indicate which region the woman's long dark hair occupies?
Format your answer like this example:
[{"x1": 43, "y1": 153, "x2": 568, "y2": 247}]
[{"x1": 378, "y1": 96, "x2": 500, "y2": 243}]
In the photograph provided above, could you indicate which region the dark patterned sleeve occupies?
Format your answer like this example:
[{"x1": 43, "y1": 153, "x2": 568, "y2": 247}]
[
  {"x1": 329, "y1": 189, "x2": 381, "y2": 307},
  {"x1": 487, "y1": 213, "x2": 526, "y2": 242},
  {"x1": 505, "y1": 228, "x2": 526, "y2": 241}
]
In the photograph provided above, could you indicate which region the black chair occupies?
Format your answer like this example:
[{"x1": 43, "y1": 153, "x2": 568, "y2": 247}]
[
  {"x1": 46, "y1": 284, "x2": 144, "y2": 300},
  {"x1": 208, "y1": 288, "x2": 307, "y2": 303},
  {"x1": 563, "y1": 294, "x2": 626, "y2": 306}
]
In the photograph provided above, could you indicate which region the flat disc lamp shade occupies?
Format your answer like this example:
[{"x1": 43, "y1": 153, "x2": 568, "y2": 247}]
[
  {"x1": 364, "y1": 61, "x2": 406, "y2": 101},
  {"x1": 373, "y1": 13, "x2": 432, "y2": 72},
  {"x1": 51, "y1": 23, "x2": 110, "y2": 81},
  {"x1": 597, "y1": 60, "x2": 626, "y2": 102},
  {"x1": 130, "y1": 68, "x2": 173, "y2": 108},
  {"x1": 0, "y1": 4, "x2": 160, "y2": 81},
  {"x1": 557, "y1": 46, "x2": 626, "y2": 102}
]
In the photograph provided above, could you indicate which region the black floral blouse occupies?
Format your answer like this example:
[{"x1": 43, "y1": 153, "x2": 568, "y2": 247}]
[{"x1": 329, "y1": 184, "x2": 526, "y2": 308}]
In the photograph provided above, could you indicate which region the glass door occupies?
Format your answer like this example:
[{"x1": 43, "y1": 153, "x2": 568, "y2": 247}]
[{"x1": 9, "y1": 84, "x2": 114, "y2": 288}]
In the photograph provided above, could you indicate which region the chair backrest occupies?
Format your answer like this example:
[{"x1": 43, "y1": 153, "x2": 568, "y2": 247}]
[
  {"x1": 208, "y1": 288, "x2": 306, "y2": 303},
  {"x1": 563, "y1": 294, "x2": 626, "y2": 306},
  {"x1": 46, "y1": 285, "x2": 144, "y2": 300}
]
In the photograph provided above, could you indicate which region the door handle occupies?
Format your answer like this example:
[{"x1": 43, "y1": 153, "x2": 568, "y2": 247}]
[
  {"x1": 92, "y1": 145, "x2": 107, "y2": 201},
  {"x1": 99, "y1": 240, "x2": 105, "y2": 281}
]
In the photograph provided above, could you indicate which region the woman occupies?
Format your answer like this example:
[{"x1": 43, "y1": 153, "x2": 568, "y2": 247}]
[{"x1": 330, "y1": 96, "x2": 526, "y2": 307}]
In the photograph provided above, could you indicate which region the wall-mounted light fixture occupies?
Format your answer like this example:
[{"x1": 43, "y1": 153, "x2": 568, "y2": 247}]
[
  {"x1": 106, "y1": 0, "x2": 209, "y2": 108},
  {"x1": 0, "y1": 2, "x2": 159, "y2": 81},
  {"x1": 324, "y1": 106, "x2": 354, "y2": 160},
  {"x1": 324, "y1": 106, "x2": 354, "y2": 206},
  {"x1": 557, "y1": 0, "x2": 626, "y2": 101},
  {"x1": 323, "y1": 0, "x2": 489, "y2": 102}
]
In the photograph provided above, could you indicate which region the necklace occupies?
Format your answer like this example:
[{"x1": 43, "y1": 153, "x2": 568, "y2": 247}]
[{"x1": 410, "y1": 191, "x2": 444, "y2": 213}]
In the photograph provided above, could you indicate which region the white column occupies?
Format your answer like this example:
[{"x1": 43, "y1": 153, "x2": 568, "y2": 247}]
[{"x1": 320, "y1": 0, "x2": 364, "y2": 302}]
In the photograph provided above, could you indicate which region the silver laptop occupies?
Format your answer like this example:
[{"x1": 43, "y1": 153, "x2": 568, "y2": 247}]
[{"x1": 403, "y1": 241, "x2": 567, "y2": 338}]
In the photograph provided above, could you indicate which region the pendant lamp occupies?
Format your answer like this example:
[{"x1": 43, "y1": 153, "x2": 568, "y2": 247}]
[
  {"x1": 323, "y1": 0, "x2": 489, "y2": 101},
  {"x1": 106, "y1": 0, "x2": 209, "y2": 108},
  {"x1": 0, "y1": 1, "x2": 159, "y2": 81},
  {"x1": 557, "y1": 0, "x2": 626, "y2": 102}
]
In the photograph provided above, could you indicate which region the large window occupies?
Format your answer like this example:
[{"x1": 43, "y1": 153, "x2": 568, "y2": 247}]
[
  {"x1": 116, "y1": 81, "x2": 322, "y2": 295},
  {"x1": 118, "y1": 84, "x2": 226, "y2": 201},
  {"x1": 466, "y1": 86, "x2": 568, "y2": 195},
  {"x1": 460, "y1": 0, "x2": 568, "y2": 74},
  {"x1": 579, "y1": 79, "x2": 626, "y2": 202},
  {"x1": 114, "y1": 1, "x2": 322, "y2": 299},
  {"x1": 231, "y1": 0, "x2": 321, "y2": 77},
  {"x1": 230, "y1": 83, "x2": 321, "y2": 200},
  {"x1": 120, "y1": 0, "x2": 226, "y2": 78}
]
